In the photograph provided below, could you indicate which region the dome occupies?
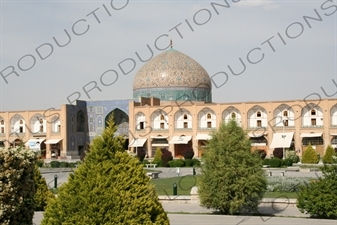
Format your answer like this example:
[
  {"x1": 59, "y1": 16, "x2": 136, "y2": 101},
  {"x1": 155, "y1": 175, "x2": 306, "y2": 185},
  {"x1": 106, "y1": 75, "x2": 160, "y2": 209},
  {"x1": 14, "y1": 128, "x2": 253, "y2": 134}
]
[{"x1": 133, "y1": 48, "x2": 212, "y2": 102}]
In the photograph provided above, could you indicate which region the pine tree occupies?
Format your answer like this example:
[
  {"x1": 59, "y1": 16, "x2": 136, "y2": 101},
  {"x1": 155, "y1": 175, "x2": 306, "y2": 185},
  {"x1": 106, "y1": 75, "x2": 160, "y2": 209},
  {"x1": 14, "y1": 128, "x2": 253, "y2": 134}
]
[
  {"x1": 323, "y1": 145, "x2": 334, "y2": 164},
  {"x1": 34, "y1": 165, "x2": 55, "y2": 211},
  {"x1": 302, "y1": 144, "x2": 319, "y2": 164},
  {"x1": 198, "y1": 120, "x2": 267, "y2": 214},
  {"x1": 41, "y1": 116, "x2": 169, "y2": 224}
]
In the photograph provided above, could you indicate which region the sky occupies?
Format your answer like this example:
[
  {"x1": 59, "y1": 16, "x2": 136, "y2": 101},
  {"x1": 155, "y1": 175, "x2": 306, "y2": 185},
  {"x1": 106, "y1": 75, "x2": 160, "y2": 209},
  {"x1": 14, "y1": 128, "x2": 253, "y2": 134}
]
[{"x1": 0, "y1": 0, "x2": 336, "y2": 111}]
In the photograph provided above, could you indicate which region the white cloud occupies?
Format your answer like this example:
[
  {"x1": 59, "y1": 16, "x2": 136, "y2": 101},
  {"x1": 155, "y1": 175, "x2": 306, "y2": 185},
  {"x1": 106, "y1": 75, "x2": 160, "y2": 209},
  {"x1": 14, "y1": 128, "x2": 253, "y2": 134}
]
[{"x1": 237, "y1": 0, "x2": 280, "y2": 10}]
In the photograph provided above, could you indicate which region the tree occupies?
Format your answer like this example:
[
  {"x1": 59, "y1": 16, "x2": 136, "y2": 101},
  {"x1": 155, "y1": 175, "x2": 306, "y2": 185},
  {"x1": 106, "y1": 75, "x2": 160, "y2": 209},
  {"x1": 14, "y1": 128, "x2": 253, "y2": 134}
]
[
  {"x1": 323, "y1": 145, "x2": 334, "y2": 164},
  {"x1": 41, "y1": 116, "x2": 169, "y2": 224},
  {"x1": 0, "y1": 146, "x2": 36, "y2": 225},
  {"x1": 34, "y1": 165, "x2": 55, "y2": 211},
  {"x1": 297, "y1": 165, "x2": 337, "y2": 219},
  {"x1": 198, "y1": 120, "x2": 267, "y2": 214},
  {"x1": 152, "y1": 147, "x2": 163, "y2": 167},
  {"x1": 302, "y1": 144, "x2": 319, "y2": 164}
]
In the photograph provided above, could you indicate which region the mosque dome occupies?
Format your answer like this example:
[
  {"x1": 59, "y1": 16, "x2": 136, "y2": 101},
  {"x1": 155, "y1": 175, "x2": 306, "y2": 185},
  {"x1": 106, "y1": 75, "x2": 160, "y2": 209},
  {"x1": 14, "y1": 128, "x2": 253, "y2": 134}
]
[{"x1": 132, "y1": 47, "x2": 212, "y2": 102}]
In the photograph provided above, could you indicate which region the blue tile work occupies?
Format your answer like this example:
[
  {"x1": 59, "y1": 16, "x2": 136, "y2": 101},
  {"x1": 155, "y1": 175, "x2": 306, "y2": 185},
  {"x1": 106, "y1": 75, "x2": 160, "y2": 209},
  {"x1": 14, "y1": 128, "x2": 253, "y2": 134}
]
[
  {"x1": 133, "y1": 87, "x2": 212, "y2": 103},
  {"x1": 86, "y1": 99, "x2": 132, "y2": 141}
]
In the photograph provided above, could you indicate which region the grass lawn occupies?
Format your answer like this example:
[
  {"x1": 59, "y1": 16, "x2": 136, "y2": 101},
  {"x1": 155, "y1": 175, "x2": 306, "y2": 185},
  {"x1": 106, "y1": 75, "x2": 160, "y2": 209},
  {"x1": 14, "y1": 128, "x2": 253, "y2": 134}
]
[{"x1": 151, "y1": 176, "x2": 299, "y2": 199}]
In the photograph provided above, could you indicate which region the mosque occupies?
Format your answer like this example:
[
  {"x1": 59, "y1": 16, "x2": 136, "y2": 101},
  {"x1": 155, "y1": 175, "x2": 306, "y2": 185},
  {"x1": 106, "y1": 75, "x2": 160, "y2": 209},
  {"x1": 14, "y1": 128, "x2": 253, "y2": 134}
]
[{"x1": 1, "y1": 44, "x2": 337, "y2": 160}]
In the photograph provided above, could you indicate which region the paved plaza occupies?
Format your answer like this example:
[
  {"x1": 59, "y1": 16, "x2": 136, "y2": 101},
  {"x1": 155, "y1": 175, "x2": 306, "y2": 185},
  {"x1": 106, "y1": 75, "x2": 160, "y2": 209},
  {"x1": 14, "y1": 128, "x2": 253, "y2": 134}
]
[
  {"x1": 33, "y1": 201, "x2": 337, "y2": 225},
  {"x1": 34, "y1": 169, "x2": 331, "y2": 224}
]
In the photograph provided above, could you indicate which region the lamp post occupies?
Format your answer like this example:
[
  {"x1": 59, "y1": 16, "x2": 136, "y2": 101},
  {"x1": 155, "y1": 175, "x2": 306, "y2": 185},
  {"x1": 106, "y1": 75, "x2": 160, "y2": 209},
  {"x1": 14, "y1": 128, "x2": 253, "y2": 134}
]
[
  {"x1": 135, "y1": 138, "x2": 138, "y2": 156},
  {"x1": 283, "y1": 119, "x2": 286, "y2": 159}
]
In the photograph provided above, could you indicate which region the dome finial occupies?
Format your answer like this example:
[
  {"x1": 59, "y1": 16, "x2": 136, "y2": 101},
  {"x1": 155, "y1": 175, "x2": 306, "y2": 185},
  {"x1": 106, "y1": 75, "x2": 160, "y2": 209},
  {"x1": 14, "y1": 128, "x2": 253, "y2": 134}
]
[{"x1": 170, "y1": 38, "x2": 173, "y2": 48}]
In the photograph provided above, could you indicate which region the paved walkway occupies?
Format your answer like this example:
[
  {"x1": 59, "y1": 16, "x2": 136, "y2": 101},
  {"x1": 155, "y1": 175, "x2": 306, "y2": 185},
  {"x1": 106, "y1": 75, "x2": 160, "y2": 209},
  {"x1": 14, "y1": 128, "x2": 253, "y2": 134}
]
[{"x1": 34, "y1": 201, "x2": 328, "y2": 225}]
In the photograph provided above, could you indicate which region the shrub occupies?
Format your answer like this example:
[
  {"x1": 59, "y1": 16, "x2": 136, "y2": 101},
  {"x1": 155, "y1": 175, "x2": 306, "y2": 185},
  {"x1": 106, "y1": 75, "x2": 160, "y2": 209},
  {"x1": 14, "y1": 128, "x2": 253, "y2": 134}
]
[
  {"x1": 152, "y1": 147, "x2": 163, "y2": 167},
  {"x1": 185, "y1": 159, "x2": 193, "y2": 167},
  {"x1": 287, "y1": 151, "x2": 300, "y2": 163},
  {"x1": 198, "y1": 120, "x2": 267, "y2": 215},
  {"x1": 41, "y1": 116, "x2": 169, "y2": 224},
  {"x1": 283, "y1": 158, "x2": 293, "y2": 167},
  {"x1": 323, "y1": 145, "x2": 334, "y2": 164},
  {"x1": 192, "y1": 158, "x2": 201, "y2": 167},
  {"x1": 297, "y1": 165, "x2": 337, "y2": 219},
  {"x1": 263, "y1": 158, "x2": 282, "y2": 167},
  {"x1": 50, "y1": 161, "x2": 60, "y2": 168},
  {"x1": 181, "y1": 148, "x2": 194, "y2": 160},
  {"x1": 0, "y1": 147, "x2": 36, "y2": 224},
  {"x1": 68, "y1": 162, "x2": 77, "y2": 168},
  {"x1": 161, "y1": 148, "x2": 173, "y2": 167},
  {"x1": 36, "y1": 159, "x2": 44, "y2": 167},
  {"x1": 60, "y1": 161, "x2": 69, "y2": 168},
  {"x1": 302, "y1": 144, "x2": 319, "y2": 164},
  {"x1": 34, "y1": 165, "x2": 55, "y2": 211},
  {"x1": 168, "y1": 159, "x2": 185, "y2": 168}
]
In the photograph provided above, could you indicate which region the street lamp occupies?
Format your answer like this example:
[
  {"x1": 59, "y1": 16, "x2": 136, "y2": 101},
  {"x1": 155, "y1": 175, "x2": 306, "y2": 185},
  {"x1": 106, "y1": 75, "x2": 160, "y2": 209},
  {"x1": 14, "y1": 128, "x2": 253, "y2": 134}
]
[{"x1": 283, "y1": 119, "x2": 286, "y2": 159}]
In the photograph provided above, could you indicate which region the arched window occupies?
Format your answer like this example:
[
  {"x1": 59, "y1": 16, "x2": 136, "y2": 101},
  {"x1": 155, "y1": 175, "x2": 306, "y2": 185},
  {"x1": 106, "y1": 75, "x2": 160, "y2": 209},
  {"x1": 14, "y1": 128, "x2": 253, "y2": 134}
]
[
  {"x1": 39, "y1": 118, "x2": 43, "y2": 124},
  {"x1": 0, "y1": 120, "x2": 4, "y2": 125},
  {"x1": 311, "y1": 109, "x2": 316, "y2": 116},
  {"x1": 183, "y1": 114, "x2": 188, "y2": 120},
  {"x1": 160, "y1": 115, "x2": 165, "y2": 120},
  {"x1": 20, "y1": 119, "x2": 23, "y2": 124},
  {"x1": 257, "y1": 111, "x2": 261, "y2": 117},
  {"x1": 231, "y1": 112, "x2": 236, "y2": 119},
  {"x1": 207, "y1": 113, "x2": 211, "y2": 119},
  {"x1": 283, "y1": 111, "x2": 288, "y2": 117}
]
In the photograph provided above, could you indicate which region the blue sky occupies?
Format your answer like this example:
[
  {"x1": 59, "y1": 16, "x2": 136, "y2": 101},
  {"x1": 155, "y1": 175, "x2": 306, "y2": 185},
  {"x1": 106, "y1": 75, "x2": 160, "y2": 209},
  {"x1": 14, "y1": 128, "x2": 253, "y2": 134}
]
[{"x1": 0, "y1": 0, "x2": 336, "y2": 111}]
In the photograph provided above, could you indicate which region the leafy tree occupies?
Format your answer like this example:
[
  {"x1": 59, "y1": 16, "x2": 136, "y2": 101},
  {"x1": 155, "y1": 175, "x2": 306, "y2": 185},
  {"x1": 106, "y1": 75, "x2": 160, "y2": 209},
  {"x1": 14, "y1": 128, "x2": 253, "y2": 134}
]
[
  {"x1": 161, "y1": 148, "x2": 173, "y2": 167},
  {"x1": 198, "y1": 120, "x2": 267, "y2": 214},
  {"x1": 323, "y1": 145, "x2": 334, "y2": 164},
  {"x1": 0, "y1": 146, "x2": 36, "y2": 225},
  {"x1": 34, "y1": 165, "x2": 55, "y2": 211},
  {"x1": 302, "y1": 144, "x2": 319, "y2": 164},
  {"x1": 181, "y1": 148, "x2": 194, "y2": 159},
  {"x1": 297, "y1": 165, "x2": 337, "y2": 219},
  {"x1": 41, "y1": 116, "x2": 169, "y2": 225}
]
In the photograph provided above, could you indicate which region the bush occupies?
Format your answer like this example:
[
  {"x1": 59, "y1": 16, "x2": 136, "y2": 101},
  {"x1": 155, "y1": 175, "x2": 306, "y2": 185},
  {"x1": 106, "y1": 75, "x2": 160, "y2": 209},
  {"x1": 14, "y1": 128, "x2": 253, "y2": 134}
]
[
  {"x1": 50, "y1": 161, "x2": 60, "y2": 168},
  {"x1": 323, "y1": 145, "x2": 334, "y2": 164},
  {"x1": 283, "y1": 158, "x2": 293, "y2": 167},
  {"x1": 185, "y1": 159, "x2": 193, "y2": 167},
  {"x1": 60, "y1": 161, "x2": 69, "y2": 168},
  {"x1": 302, "y1": 144, "x2": 319, "y2": 164},
  {"x1": 0, "y1": 147, "x2": 36, "y2": 224},
  {"x1": 286, "y1": 150, "x2": 300, "y2": 163},
  {"x1": 152, "y1": 147, "x2": 163, "y2": 167},
  {"x1": 168, "y1": 159, "x2": 185, "y2": 168},
  {"x1": 263, "y1": 158, "x2": 282, "y2": 167},
  {"x1": 198, "y1": 120, "x2": 267, "y2": 215},
  {"x1": 36, "y1": 160, "x2": 44, "y2": 167},
  {"x1": 34, "y1": 166, "x2": 55, "y2": 211},
  {"x1": 68, "y1": 162, "x2": 77, "y2": 168},
  {"x1": 297, "y1": 165, "x2": 337, "y2": 219},
  {"x1": 181, "y1": 148, "x2": 194, "y2": 160},
  {"x1": 192, "y1": 158, "x2": 201, "y2": 167},
  {"x1": 161, "y1": 149, "x2": 173, "y2": 167},
  {"x1": 41, "y1": 116, "x2": 169, "y2": 224}
]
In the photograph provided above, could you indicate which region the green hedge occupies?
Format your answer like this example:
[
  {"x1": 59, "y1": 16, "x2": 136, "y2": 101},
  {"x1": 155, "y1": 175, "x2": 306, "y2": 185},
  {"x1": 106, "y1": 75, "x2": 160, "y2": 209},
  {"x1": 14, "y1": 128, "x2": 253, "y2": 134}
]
[
  {"x1": 50, "y1": 161, "x2": 60, "y2": 168},
  {"x1": 167, "y1": 158, "x2": 201, "y2": 167}
]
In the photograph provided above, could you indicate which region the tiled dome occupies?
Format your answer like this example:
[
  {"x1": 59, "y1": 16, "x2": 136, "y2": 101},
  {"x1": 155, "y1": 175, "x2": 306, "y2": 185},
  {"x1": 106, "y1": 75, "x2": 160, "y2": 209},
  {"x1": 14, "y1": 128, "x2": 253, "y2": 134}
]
[{"x1": 133, "y1": 48, "x2": 212, "y2": 102}]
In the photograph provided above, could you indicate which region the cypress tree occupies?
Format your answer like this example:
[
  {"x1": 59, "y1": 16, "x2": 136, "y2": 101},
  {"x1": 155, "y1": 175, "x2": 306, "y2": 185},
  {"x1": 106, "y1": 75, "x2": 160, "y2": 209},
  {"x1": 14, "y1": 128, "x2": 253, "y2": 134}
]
[
  {"x1": 323, "y1": 145, "x2": 334, "y2": 164},
  {"x1": 41, "y1": 116, "x2": 169, "y2": 224},
  {"x1": 302, "y1": 144, "x2": 319, "y2": 164},
  {"x1": 198, "y1": 120, "x2": 267, "y2": 214},
  {"x1": 34, "y1": 165, "x2": 55, "y2": 211}
]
